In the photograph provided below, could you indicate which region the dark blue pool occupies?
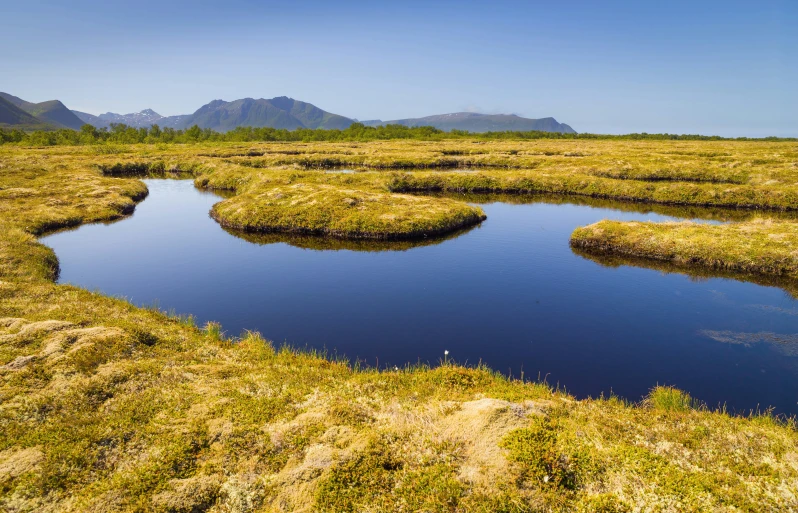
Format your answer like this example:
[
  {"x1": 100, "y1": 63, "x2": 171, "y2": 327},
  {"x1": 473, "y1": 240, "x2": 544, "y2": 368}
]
[{"x1": 42, "y1": 179, "x2": 798, "y2": 415}]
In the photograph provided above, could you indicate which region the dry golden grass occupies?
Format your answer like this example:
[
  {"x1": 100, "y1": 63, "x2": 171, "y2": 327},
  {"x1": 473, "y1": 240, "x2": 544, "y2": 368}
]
[
  {"x1": 571, "y1": 218, "x2": 798, "y2": 280},
  {"x1": 1, "y1": 140, "x2": 797, "y2": 511},
  {"x1": 210, "y1": 182, "x2": 485, "y2": 239}
]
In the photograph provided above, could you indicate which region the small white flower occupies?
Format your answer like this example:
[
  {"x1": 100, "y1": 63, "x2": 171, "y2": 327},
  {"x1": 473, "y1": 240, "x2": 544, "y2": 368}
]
[
  {"x1": 543, "y1": 475, "x2": 550, "y2": 483},
  {"x1": 444, "y1": 350, "x2": 449, "y2": 355}
]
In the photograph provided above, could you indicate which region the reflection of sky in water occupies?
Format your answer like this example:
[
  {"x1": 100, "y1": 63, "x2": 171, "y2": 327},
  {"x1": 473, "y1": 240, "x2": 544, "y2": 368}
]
[
  {"x1": 42, "y1": 180, "x2": 798, "y2": 415},
  {"x1": 700, "y1": 331, "x2": 798, "y2": 357}
]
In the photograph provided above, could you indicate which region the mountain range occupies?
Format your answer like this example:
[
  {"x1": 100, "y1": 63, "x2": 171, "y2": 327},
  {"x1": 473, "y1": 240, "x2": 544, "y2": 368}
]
[
  {"x1": 362, "y1": 112, "x2": 575, "y2": 133},
  {"x1": 73, "y1": 109, "x2": 165, "y2": 129},
  {"x1": 72, "y1": 97, "x2": 355, "y2": 132},
  {"x1": 0, "y1": 92, "x2": 577, "y2": 134}
]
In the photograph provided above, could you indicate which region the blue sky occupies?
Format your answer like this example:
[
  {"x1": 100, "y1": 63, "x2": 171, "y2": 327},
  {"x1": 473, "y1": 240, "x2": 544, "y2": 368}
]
[{"x1": 2, "y1": 0, "x2": 796, "y2": 136}]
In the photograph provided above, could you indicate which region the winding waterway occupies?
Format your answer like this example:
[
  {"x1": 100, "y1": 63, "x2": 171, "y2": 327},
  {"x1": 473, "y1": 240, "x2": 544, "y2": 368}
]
[{"x1": 42, "y1": 179, "x2": 798, "y2": 415}]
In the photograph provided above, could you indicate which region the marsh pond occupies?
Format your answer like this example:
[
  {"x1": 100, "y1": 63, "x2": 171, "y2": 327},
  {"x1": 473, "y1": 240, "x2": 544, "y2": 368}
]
[{"x1": 43, "y1": 179, "x2": 798, "y2": 415}]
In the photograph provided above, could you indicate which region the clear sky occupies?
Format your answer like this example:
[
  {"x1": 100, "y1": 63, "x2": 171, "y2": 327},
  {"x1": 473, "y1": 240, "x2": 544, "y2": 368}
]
[{"x1": 2, "y1": 0, "x2": 796, "y2": 136}]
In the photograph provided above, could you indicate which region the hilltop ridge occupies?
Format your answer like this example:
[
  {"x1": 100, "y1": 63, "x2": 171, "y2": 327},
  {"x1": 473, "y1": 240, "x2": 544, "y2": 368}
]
[{"x1": 0, "y1": 92, "x2": 84, "y2": 130}]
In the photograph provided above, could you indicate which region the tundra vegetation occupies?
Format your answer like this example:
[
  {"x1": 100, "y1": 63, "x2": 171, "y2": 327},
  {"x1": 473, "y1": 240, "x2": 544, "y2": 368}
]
[{"x1": 1, "y1": 138, "x2": 797, "y2": 512}]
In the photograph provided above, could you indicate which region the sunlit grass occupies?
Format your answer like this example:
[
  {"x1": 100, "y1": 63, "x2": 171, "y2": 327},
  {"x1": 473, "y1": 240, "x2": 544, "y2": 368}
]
[
  {"x1": 571, "y1": 218, "x2": 798, "y2": 280},
  {"x1": 1, "y1": 139, "x2": 797, "y2": 511},
  {"x1": 646, "y1": 385, "x2": 701, "y2": 411}
]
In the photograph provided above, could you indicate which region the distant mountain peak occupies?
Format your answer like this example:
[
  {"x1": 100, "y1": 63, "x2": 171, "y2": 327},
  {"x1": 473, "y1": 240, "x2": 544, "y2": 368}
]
[
  {"x1": 163, "y1": 97, "x2": 353, "y2": 132},
  {"x1": 268, "y1": 96, "x2": 297, "y2": 111},
  {"x1": 76, "y1": 108, "x2": 165, "y2": 129}
]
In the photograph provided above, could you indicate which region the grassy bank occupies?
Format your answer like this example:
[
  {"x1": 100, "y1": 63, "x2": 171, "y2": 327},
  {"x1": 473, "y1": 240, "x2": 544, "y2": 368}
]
[
  {"x1": 571, "y1": 219, "x2": 798, "y2": 281},
  {"x1": 1, "y1": 141, "x2": 798, "y2": 511},
  {"x1": 2, "y1": 285, "x2": 796, "y2": 512},
  {"x1": 384, "y1": 169, "x2": 798, "y2": 210}
]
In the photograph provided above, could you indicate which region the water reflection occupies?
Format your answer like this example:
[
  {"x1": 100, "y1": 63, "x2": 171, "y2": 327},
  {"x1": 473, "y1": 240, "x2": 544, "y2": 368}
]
[
  {"x1": 700, "y1": 330, "x2": 798, "y2": 358},
  {"x1": 570, "y1": 248, "x2": 798, "y2": 299},
  {"x1": 223, "y1": 225, "x2": 478, "y2": 252}
]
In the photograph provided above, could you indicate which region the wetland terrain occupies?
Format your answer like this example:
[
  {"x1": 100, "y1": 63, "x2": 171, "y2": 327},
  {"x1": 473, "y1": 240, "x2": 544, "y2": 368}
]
[
  {"x1": 44, "y1": 179, "x2": 798, "y2": 416},
  {"x1": 1, "y1": 138, "x2": 798, "y2": 511}
]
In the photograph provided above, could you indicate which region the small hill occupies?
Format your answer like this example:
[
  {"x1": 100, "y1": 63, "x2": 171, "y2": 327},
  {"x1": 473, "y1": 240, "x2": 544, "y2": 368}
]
[
  {"x1": 365, "y1": 112, "x2": 576, "y2": 133},
  {"x1": 0, "y1": 96, "x2": 54, "y2": 130},
  {"x1": 0, "y1": 92, "x2": 85, "y2": 130},
  {"x1": 174, "y1": 97, "x2": 354, "y2": 132}
]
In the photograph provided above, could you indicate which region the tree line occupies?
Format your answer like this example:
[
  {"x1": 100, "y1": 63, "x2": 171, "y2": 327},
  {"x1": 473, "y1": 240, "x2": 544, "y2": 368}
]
[{"x1": 0, "y1": 122, "x2": 793, "y2": 145}]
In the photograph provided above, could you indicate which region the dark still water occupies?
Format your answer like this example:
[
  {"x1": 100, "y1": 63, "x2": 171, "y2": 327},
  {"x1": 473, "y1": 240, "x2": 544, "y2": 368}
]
[{"x1": 42, "y1": 180, "x2": 798, "y2": 415}]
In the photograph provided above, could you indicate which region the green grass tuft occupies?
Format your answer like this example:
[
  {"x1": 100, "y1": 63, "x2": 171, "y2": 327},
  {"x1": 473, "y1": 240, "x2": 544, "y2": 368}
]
[
  {"x1": 203, "y1": 320, "x2": 225, "y2": 341},
  {"x1": 646, "y1": 385, "x2": 701, "y2": 412}
]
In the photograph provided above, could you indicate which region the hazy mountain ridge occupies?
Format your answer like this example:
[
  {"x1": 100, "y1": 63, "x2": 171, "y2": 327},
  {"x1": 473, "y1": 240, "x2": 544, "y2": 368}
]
[
  {"x1": 0, "y1": 92, "x2": 84, "y2": 130},
  {"x1": 72, "y1": 111, "x2": 106, "y2": 128},
  {"x1": 0, "y1": 96, "x2": 54, "y2": 130},
  {"x1": 170, "y1": 97, "x2": 355, "y2": 132},
  {"x1": 156, "y1": 114, "x2": 192, "y2": 129},
  {"x1": 72, "y1": 97, "x2": 354, "y2": 132},
  {"x1": 74, "y1": 109, "x2": 164, "y2": 129},
  {"x1": 363, "y1": 112, "x2": 576, "y2": 133}
]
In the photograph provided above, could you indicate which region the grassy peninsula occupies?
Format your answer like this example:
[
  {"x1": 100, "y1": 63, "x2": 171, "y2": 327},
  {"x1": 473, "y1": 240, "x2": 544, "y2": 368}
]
[{"x1": 1, "y1": 139, "x2": 798, "y2": 511}]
